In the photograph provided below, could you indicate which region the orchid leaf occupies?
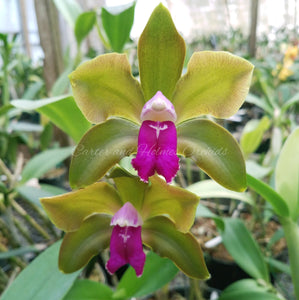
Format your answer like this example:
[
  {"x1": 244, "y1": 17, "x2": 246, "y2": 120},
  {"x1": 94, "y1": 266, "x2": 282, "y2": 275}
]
[
  {"x1": 221, "y1": 218, "x2": 269, "y2": 282},
  {"x1": 59, "y1": 214, "x2": 112, "y2": 273},
  {"x1": 138, "y1": 3, "x2": 185, "y2": 100},
  {"x1": 142, "y1": 216, "x2": 209, "y2": 279},
  {"x1": 247, "y1": 174, "x2": 289, "y2": 217},
  {"x1": 275, "y1": 128, "x2": 299, "y2": 221},
  {"x1": 177, "y1": 119, "x2": 246, "y2": 191},
  {"x1": 101, "y1": 2, "x2": 136, "y2": 53},
  {"x1": 240, "y1": 116, "x2": 271, "y2": 157},
  {"x1": 173, "y1": 51, "x2": 254, "y2": 123},
  {"x1": 218, "y1": 279, "x2": 282, "y2": 300},
  {"x1": 41, "y1": 182, "x2": 122, "y2": 232},
  {"x1": 75, "y1": 11, "x2": 96, "y2": 46},
  {"x1": 143, "y1": 175, "x2": 199, "y2": 232},
  {"x1": 63, "y1": 280, "x2": 114, "y2": 300},
  {"x1": 69, "y1": 53, "x2": 144, "y2": 123},
  {"x1": 115, "y1": 251, "x2": 178, "y2": 299},
  {"x1": 11, "y1": 96, "x2": 91, "y2": 143},
  {"x1": 69, "y1": 118, "x2": 139, "y2": 188}
]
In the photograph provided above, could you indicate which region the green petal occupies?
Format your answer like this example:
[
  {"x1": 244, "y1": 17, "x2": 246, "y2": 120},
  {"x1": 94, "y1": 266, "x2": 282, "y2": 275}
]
[
  {"x1": 69, "y1": 118, "x2": 139, "y2": 188},
  {"x1": 59, "y1": 214, "x2": 112, "y2": 273},
  {"x1": 113, "y1": 175, "x2": 199, "y2": 232},
  {"x1": 177, "y1": 119, "x2": 246, "y2": 191},
  {"x1": 142, "y1": 216, "x2": 209, "y2": 279},
  {"x1": 172, "y1": 51, "x2": 254, "y2": 123},
  {"x1": 69, "y1": 53, "x2": 144, "y2": 123},
  {"x1": 138, "y1": 3, "x2": 185, "y2": 100},
  {"x1": 143, "y1": 175, "x2": 199, "y2": 232},
  {"x1": 40, "y1": 182, "x2": 122, "y2": 232}
]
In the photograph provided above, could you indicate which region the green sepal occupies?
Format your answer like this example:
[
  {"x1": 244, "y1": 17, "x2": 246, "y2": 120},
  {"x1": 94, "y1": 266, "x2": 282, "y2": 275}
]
[
  {"x1": 138, "y1": 3, "x2": 185, "y2": 100},
  {"x1": 113, "y1": 175, "x2": 199, "y2": 232},
  {"x1": 173, "y1": 51, "x2": 254, "y2": 123},
  {"x1": 69, "y1": 118, "x2": 139, "y2": 188},
  {"x1": 40, "y1": 182, "x2": 122, "y2": 232},
  {"x1": 142, "y1": 216, "x2": 210, "y2": 280},
  {"x1": 59, "y1": 214, "x2": 112, "y2": 273},
  {"x1": 177, "y1": 119, "x2": 246, "y2": 191},
  {"x1": 69, "y1": 53, "x2": 144, "y2": 123}
]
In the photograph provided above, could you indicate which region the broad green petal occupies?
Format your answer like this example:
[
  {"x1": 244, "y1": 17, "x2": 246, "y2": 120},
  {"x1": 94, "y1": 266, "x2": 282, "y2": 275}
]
[
  {"x1": 69, "y1": 53, "x2": 144, "y2": 123},
  {"x1": 142, "y1": 217, "x2": 209, "y2": 279},
  {"x1": 173, "y1": 51, "x2": 254, "y2": 123},
  {"x1": 40, "y1": 182, "x2": 122, "y2": 232},
  {"x1": 143, "y1": 175, "x2": 199, "y2": 232},
  {"x1": 69, "y1": 118, "x2": 139, "y2": 188},
  {"x1": 275, "y1": 128, "x2": 299, "y2": 221},
  {"x1": 138, "y1": 3, "x2": 185, "y2": 100},
  {"x1": 59, "y1": 214, "x2": 112, "y2": 273},
  {"x1": 177, "y1": 119, "x2": 246, "y2": 191}
]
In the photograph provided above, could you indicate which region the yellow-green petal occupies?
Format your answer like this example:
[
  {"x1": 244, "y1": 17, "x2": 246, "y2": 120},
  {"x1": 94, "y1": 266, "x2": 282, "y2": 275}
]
[
  {"x1": 172, "y1": 51, "x2": 254, "y2": 123},
  {"x1": 177, "y1": 119, "x2": 246, "y2": 191},
  {"x1": 40, "y1": 182, "x2": 122, "y2": 232},
  {"x1": 142, "y1": 175, "x2": 199, "y2": 232},
  {"x1": 69, "y1": 53, "x2": 144, "y2": 124},
  {"x1": 69, "y1": 118, "x2": 139, "y2": 188},
  {"x1": 142, "y1": 216, "x2": 210, "y2": 280},
  {"x1": 59, "y1": 214, "x2": 112, "y2": 273},
  {"x1": 138, "y1": 3, "x2": 185, "y2": 100}
]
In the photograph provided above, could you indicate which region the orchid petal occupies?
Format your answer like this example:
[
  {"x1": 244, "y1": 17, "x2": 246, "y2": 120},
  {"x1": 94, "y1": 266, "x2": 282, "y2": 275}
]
[
  {"x1": 172, "y1": 51, "x2": 254, "y2": 123},
  {"x1": 59, "y1": 214, "x2": 112, "y2": 273},
  {"x1": 177, "y1": 119, "x2": 246, "y2": 191},
  {"x1": 138, "y1": 4, "x2": 185, "y2": 100},
  {"x1": 69, "y1": 53, "x2": 144, "y2": 124},
  {"x1": 69, "y1": 118, "x2": 139, "y2": 188},
  {"x1": 142, "y1": 216, "x2": 209, "y2": 279},
  {"x1": 106, "y1": 225, "x2": 145, "y2": 277},
  {"x1": 40, "y1": 182, "x2": 122, "y2": 232},
  {"x1": 132, "y1": 121, "x2": 179, "y2": 183}
]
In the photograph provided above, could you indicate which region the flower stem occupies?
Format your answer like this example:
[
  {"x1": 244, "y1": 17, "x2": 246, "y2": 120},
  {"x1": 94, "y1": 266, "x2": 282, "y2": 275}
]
[{"x1": 280, "y1": 217, "x2": 299, "y2": 299}]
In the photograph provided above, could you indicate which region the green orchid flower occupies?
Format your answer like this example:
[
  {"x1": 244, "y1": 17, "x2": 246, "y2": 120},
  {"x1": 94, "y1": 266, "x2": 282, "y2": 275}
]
[
  {"x1": 41, "y1": 173, "x2": 209, "y2": 279},
  {"x1": 68, "y1": 4, "x2": 254, "y2": 191}
]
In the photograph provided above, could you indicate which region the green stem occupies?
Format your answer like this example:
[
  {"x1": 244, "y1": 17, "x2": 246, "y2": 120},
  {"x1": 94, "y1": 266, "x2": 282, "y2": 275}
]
[
  {"x1": 280, "y1": 217, "x2": 299, "y2": 299},
  {"x1": 188, "y1": 278, "x2": 205, "y2": 300}
]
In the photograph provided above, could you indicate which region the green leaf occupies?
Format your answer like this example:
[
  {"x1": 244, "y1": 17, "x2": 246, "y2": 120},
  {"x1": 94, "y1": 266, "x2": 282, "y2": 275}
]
[
  {"x1": 0, "y1": 245, "x2": 43, "y2": 260},
  {"x1": 53, "y1": 0, "x2": 82, "y2": 28},
  {"x1": 240, "y1": 116, "x2": 271, "y2": 157},
  {"x1": 69, "y1": 53, "x2": 144, "y2": 124},
  {"x1": 142, "y1": 216, "x2": 210, "y2": 279},
  {"x1": 221, "y1": 218, "x2": 269, "y2": 282},
  {"x1": 138, "y1": 3, "x2": 185, "y2": 100},
  {"x1": 1, "y1": 241, "x2": 80, "y2": 300},
  {"x1": 41, "y1": 182, "x2": 122, "y2": 232},
  {"x1": 21, "y1": 147, "x2": 73, "y2": 183},
  {"x1": 0, "y1": 104, "x2": 13, "y2": 116},
  {"x1": 17, "y1": 184, "x2": 67, "y2": 208},
  {"x1": 63, "y1": 280, "x2": 113, "y2": 300},
  {"x1": 177, "y1": 119, "x2": 246, "y2": 191},
  {"x1": 195, "y1": 203, "x2": 224, "y2": 231},
  {"x1": 218, "y1": 279, "x2": 282, "y2": 300},
  {"x1": 101, "y1": 2, "x2": 136, "y2": 53},
  {"x1": 75, "y1": 11, "x2": 96, "y2": 46},
  {"x1": 40, "y1": 122, "x2": 53, "y2": 150},
  {"x1": 246, "y1": 160, "x2": 272, "y2": 179},
  {"x1": 281, "y1": 91, "x2": 299, "y2": 113},
  {"x1": 188, "y1": 179, "x2": 254, "y2": 205},
  {"x1": 173, "y1": 51, "x2": 254, "y2": 123},
  {"x1": 245, "y1": 93, "x2": 273, "y2": 115},
  {"x1": 114, "y1": 251, "x2": 178, "y2": 299},
  {"x1": 275, "y1": 128, "x2": 299, "y2": 221},
  {"x1": 246, "y1": 174, "x2": 289, "y2": 217},
  {"x1": 11, "y1": 96, "x2": 91, "y2": 143},
  {"x1": 59, "y1": 214, "x2": 112, "y2": 273},
  {"x1": 69, "y1": 118, "x2": 139, "y2": 188},
  {"x1": 265, "y1": 257, "x2": 291, "y2": 276}
]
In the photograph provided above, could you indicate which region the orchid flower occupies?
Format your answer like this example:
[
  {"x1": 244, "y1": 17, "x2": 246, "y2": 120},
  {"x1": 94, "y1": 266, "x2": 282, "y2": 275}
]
[
  {"x1": 41, "y1": 174, "x2": 209, "y2": 279},
  {"x1": 69, "y1": 4, "x2": 254, "y2": 191}
]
